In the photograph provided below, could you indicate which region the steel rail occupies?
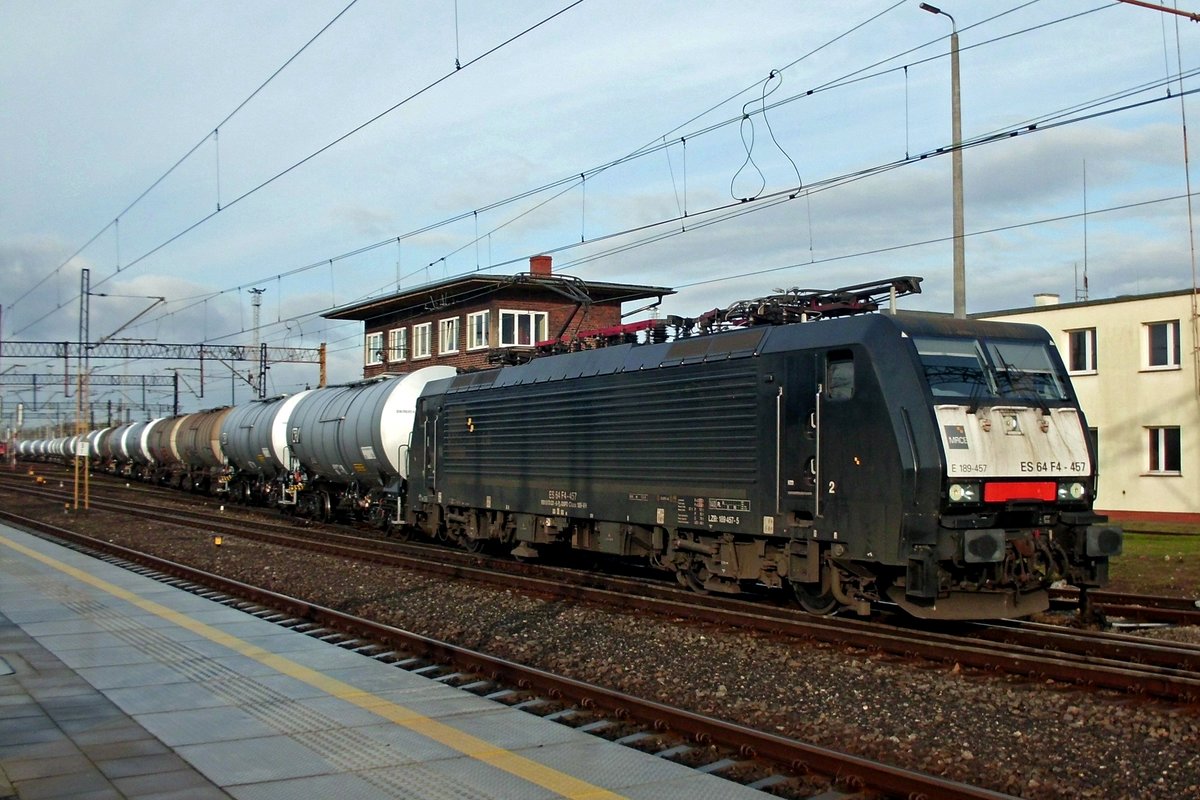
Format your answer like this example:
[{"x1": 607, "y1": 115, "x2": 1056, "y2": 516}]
[
  {"x1": 5, "y1": 474, "x2": 1200, "y2": 703},
  {"x1": 0, "y1": 508, "x2": 1017, "y2": 800},
  {"x1": 1051, "y1": 587, "x2": 1200, "y2": 626}
]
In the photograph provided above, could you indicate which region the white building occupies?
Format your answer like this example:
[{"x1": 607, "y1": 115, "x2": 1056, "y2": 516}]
[{"x1": 980, "y1": 288, "x2": 1199, "y2": 523}]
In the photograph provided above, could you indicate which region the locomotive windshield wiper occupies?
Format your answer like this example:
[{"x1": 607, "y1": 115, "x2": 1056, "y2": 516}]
[{"x1": 993, "y1": 356, "x2": 1051, "y2": 414}]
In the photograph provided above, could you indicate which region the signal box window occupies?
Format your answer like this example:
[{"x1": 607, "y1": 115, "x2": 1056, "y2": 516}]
[
  {"x1": 1147, "y1": 426, "x2": 1181, "y2": 474},
  {"x1": 1067, "y1": 328, "x2": 1096, "y2": 373},
  {"x1": 467, "y1": 311, "x2": 490, "y2": 350},
  {"x1": 365, "y1": 332, "x2": 383, "y2": 365},
  {"x1": 500, "y1": 310, "x2": 548, "y2": 346},
  {"x1": 413, "y1": 323, "x2": 432, "y2": 359},
  {"x1": 388, "y1": 328, "x2": 407, "y2": 362},
  {"x1": 826, "y1": 353, "x2": 854, "y2": 400},
  {"x1": 439, "y1": 317, "x2": 460, "y2": 355},
  {"x1": 1145, "y1": 320, "x2": 1181, "y2": 369}
]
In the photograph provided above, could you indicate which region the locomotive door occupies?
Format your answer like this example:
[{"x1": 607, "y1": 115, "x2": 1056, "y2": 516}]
[
  {"x1": 419, "y1": 400, "x2": 439, "y2": 493},
  {"x1": 781, "y1": 353, "x2": 818, "y2": 523},
  {"x1": 814, "y1": 349, "x2": 858, "y2": 536}
]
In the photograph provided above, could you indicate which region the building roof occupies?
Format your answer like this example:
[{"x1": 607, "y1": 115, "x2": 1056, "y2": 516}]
[
  {"x1": 323, "y1": 271, "x2": 676, "y2": 322},
  {"x1": 977, "y1": 286, "x2": 1200, "y2": 319}
]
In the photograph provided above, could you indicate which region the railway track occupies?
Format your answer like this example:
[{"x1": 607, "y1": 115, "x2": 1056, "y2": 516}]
[
  {"x1": 0, "y1": 505, "x2": 1021, "y2": 800},
  {"x1": 1050, "y1": 586, "x2": 1200, "y2": 626},
  {"x1": 4, "y1": 469, "x2": 1200, "y2": 705}
]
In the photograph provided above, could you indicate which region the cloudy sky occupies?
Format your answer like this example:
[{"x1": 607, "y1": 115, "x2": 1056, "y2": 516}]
[{"x1": 2, "y1": 0, "x2": 1199, "y2": 421}]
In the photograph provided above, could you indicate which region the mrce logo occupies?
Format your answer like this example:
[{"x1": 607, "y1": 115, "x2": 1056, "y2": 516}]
[{"x1": 943, "y1": 424, "x2": 969, "y2": 450}]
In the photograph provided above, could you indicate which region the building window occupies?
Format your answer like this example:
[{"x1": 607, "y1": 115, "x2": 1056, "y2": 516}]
[
  {"x1": 1147, "y1": 426, "x2": 1181, "y2": 474},
  {"x1": 365, "y1": 332, "x2": 383, "y2": 365},
  {"x1": 1145, "y1": 320, "x2": 1181, "y2": 368},
  {"x1": 439, "y1": 317, "x2": 460, "y2": 355},
  {"x1": 388, "y1": 328, "x2": 407, "y2": 362},
  {"x1": 467, "y1": 311, "x2": 490, "y2": 350},
  {"x1": 500, "y1": 310, "x2": 548, "y2": 347},
  {"x1": 413, "y1": 323, "x2": 432, "y2": 359},
  {"x1": 1067, "y1": 328, "x2": 1096, "y2": 373}
]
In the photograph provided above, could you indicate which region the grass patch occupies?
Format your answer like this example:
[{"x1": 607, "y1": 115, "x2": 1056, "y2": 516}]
[
  {"x1": 1106, "y1": 532, "x2": 1200, "y2": 596},
  {"x1": 1119, "y1": 520, "x2": 1200, "y2": 536}
]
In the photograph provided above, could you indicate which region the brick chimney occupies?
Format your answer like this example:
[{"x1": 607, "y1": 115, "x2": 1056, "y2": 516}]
[{"x1": 530, "y1": 255, "x2": 552, "y2": 276}]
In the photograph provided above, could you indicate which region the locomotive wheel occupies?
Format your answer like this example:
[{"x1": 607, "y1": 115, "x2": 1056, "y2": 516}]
[{"x1": 793, "y1": 582, "x2": 839, "y2": 615}]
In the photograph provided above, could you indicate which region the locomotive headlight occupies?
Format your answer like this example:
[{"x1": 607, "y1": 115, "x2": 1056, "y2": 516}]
[
  {"x1": 1057, "y1": 481, "x2": 1087, "y2": 501},
  {"x1": 948, "y1": 483, "x2": 979, "y2": 503}
]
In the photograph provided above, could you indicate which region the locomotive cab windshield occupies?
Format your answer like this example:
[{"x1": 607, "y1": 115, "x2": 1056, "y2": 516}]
[{"x1": 912, "y1": 335, "x2": 1068, "y2": 403}]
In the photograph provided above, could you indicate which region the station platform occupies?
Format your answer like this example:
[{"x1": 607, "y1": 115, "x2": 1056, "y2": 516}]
[{"x1": 0, "y1": 524, "x2": 766, "y2": 800}]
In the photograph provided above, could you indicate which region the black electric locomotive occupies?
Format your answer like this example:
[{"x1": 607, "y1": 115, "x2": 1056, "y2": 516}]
[{"x1": 404, "y1": 280, "x2": 1121, "y2": 620}]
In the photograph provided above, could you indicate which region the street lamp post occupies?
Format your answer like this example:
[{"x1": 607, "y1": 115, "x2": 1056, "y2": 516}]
[{"x1": 921, "y1": 3, "x2": 966, "y2": 319}]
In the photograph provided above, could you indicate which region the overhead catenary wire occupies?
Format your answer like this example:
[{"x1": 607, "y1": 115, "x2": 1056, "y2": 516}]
[
  {"x1": 13, "y1": 0, "x2": 899, "y2": 332},
  {"x1": 361, "y1": 1, "x2": 1126, "y2": 291},
  {"x1": 86, "y1": 175, "x2": 1200, "y2": 394},
  {"x1": 115, "y1": 66, "x2": 1200, "y2": 348},
  {"x1": 7, "y1": 0, "x2": 364, "y2": 316},
  {"x1": 83, "y1": 77, "x2": 1200, "y2": 378},
  {"x1": 11, "y1": 0, "x2": 1093, "y2": 337},
  {"x1": 89, "y1": 0, "x2": 585, "y2": 294},
  {"x1": 13, "y1": 0, "x2": 1191, "y2": 367}
]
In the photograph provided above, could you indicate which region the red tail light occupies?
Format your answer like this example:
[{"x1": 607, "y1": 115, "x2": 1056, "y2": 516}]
[{"x1": 983, "y1": 481, "x2": 1056, "y2": 502}]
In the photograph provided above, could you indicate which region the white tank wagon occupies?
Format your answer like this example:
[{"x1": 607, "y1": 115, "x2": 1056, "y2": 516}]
[
  {"x1": 220, "y1": 391, "x2": 312, "y2": 504},
  {"x1": 10, "y1": 438, "x2": 44, "y2": 461},
  {"x1": 282, "y1": 367, "x2": 454, "y2": 524},
  {"x1": 116, "y1": 418, "x2": 167, "y2": 479},
  {"x1": 84, "y1": 427, "x2": 114, "y2": 463},
  {"x1": 58, "y1": 436, "x2": 77, "y2": 458},
  {"x1": 101, "y1": 423, "x2": 135, "y2": 471}
]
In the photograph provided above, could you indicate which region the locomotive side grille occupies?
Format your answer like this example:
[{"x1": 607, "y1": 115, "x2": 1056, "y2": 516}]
[{"x1": 439, "y1": 365, "x2": 761, "y2": 484}]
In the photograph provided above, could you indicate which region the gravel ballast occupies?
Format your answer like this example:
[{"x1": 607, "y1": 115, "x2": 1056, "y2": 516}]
[{"x1": 3, "y1": 489, "x2": 1197, "y2": 799}]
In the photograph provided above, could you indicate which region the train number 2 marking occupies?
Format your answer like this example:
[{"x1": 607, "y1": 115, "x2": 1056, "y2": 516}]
[{"x1": 827, "y1": 481, "x2": 837, "y2": 494}]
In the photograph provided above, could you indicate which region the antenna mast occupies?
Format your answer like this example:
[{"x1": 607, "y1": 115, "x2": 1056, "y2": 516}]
[{"x1": 249, "y1": 288, "x2": 265, "y2": 397}]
